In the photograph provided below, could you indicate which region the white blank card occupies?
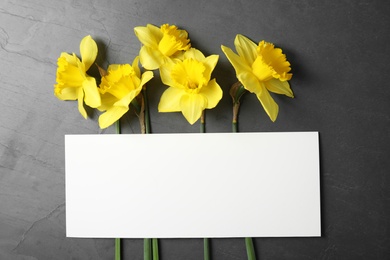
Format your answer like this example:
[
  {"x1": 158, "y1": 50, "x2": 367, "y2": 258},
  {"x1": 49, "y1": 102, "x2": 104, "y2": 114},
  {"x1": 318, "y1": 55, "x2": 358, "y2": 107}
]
[{"x1": 65, "y1": 132, "x2": 321, "y2": 238}]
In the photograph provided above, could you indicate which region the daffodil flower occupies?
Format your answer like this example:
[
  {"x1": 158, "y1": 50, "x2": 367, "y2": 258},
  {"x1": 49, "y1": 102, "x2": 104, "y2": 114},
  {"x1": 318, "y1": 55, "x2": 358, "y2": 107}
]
[
  {"x1": 54, "y1": 35, "x2": 101, "y2": 119},
  {"x1": 221, "y1": 34, "x2": 293, "y2": 121},
  {"x1": 134, "y1": 24, "x2": 191, "y2": 70},
  {"x1": 158, "y1": 48, "x2": 222, "y2": 125},
  {"x1": 97, "y1": 57, "x2": 153, "y2": 129}
]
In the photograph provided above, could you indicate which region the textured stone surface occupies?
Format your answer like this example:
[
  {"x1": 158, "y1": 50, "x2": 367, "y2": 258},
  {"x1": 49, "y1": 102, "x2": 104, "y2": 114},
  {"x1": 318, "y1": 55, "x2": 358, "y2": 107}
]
[{"x1": 0, "y1": 0, "x2": 389, "y2": 259}]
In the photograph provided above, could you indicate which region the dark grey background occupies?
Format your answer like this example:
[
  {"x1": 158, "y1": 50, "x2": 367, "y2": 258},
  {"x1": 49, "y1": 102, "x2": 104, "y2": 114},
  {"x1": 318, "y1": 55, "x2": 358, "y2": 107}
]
[{"x1": 1, "y1": 0, "x2": 389, "y2": 259}]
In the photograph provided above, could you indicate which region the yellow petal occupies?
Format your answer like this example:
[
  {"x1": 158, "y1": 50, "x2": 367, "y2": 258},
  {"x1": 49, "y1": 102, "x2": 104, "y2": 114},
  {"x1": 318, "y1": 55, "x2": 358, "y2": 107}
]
[
  {"x1": 98, "y1": 92, "x2": 117, "y2": 111},
  {"x1": 98, "y1": 105, "x2": 129, "y2": 129},
  {"x1": 238, "y1": 71, "x2": 263, "y2": 95},
  {"x1": 134, "y1": 25, "x2": 160, "y2": 48},
  {"x1": 99, "y1": 91, "x2": 136, "y2": 128},
  {"x1": 60, "y1": 52, "x2": 78, "y2": 66},
  {"x1": 80, "y1": 35, "x2": 97, "y2": 71},
  {"x1": 180, "y1": 94, "x2": 207, "y2": 125},
  {"x1": 115, "y1": 92, "x2": 134, "y2": 107},
  {"x1": 140, "y1": 71, "x2": 154, "y2": 88},
  {"x1": 82, "y1": 77, "x2": 100, "y2": 108},
  {"x1": 203, "y1": 54, "x2": 219, "y2": 81},
  {"x1": 264, "y1": 78, "x2": 294, "y2": 97},
  {"x1": 147, "y1": 24, "x2": 163, "y2": 42},
  {"x1": 54, "y1": 85, "x2": 78, "y2": 100},
  {"x1": 234, "y1": 34, "x2": 257, "y2": 66},
  {"x1": 183, "y1": 48, "x2": 205, "y2": 61},
  {"x1": 159, "y1": 60, "x2": 176, "y2": 87},
  {"x1": 199, "y1": 79, "x2": 222, "y2": 109},
  {"x1": 139, "y1": 45, "x2": 165, "y2": 70},
  {"x1": 221, "y1": 45, "x2": 252, "y2": 77},
  {"x1": 158, "y1": 87, "x2": 184, "y2": 112},
  {"x1": 256, "y1": 85, "x2": 279, "y2": 122},
  {"x1": 132, "y1": 56, "x2": 141, "y2": 78},
  {"x1": 77, "y1": 88, "x2": 87, "y2": 119}
]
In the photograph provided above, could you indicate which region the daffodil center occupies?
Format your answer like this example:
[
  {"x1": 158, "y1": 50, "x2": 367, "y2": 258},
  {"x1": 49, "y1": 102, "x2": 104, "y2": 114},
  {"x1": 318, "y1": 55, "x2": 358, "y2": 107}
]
[
  {"x1": 99, "y1": 64, "x2": 139, "y2": 99},
  {"x1": 252, "y1": 56, "x2": 274, "y2": 81},
  {"x1": 171, "y1": 59, "x2": 207, "y2": 93},
  {"x1": 158, "y1": 24, "x2": 191, "y2": 57},
  {"x1": 188, "y1": 80, "x2": 198, "y2": 89}
]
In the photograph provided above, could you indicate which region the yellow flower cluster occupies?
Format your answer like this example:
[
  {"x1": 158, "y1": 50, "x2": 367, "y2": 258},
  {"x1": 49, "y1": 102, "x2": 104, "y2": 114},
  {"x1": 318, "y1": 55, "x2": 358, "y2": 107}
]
[
  {"x1": 54, "y1": 25, "x2": 294, "y2": 128},
  {"x1": 54, "y1": 35, "x2": 153, "y2": 129},
  {"x1": 134, "y1": 24, "x2": 222, "y2": 125}
]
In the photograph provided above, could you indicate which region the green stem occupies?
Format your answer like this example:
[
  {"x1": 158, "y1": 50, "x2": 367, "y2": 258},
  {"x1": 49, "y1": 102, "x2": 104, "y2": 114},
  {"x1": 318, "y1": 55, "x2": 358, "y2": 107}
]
[
  {"x1": 144, "y1": 238, "x2": 152, "y2": 260},
  {"x1": 232, "y1": 121, "x2": 238, "y2": 133},
  {"x1": 245, "y1": 237, "x2": 256, "y2": 260},
  {"x1": 200, "y1": 122, "x2": 205, "y2": 133},
  {"x1": 200, "y1": 111, "x2": 210, "y2": 260},
  {"x1": 115, "y1": 120, "x2": 121, "y2": 260},
  {"x1": 152, "y1": 238, "x2": 159, "y2": 260},
  {"x1": 232, "y1": 101, "x2": 240, "y2": 133},
  {"x1": 200, "y1": 111, "x2": 205, "y2": 133},
  {"x1": 232, "y1": 108, "x2": 256, "y2": 260},
  {"x1": 143, "y1": 87, "x2": 151, "y2": 134},
  {"x1": 204, "y1": 238, "x2": 210, "y2": 260},
  {"x1": 141, "y1": 87, "x2": 156, "y2": 260},
  {"x1": 115, "y1": 120, "x2": 121, "y2": 134},
  {"x1": 115, "y1": 238, "x2": 121, "y2": 260}
]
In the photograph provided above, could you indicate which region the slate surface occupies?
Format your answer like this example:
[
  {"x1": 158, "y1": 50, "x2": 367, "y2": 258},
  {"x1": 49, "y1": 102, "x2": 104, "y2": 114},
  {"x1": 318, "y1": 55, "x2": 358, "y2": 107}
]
[{"x1": 0, "y1": 0, "x2": 389, "y2": 259}]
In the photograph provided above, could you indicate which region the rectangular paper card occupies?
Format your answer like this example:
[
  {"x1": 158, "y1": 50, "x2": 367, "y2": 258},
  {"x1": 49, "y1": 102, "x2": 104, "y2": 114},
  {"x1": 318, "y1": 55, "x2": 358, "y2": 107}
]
[{"x1": 65, "y1": 132, "x2": 321, "y2": 238}]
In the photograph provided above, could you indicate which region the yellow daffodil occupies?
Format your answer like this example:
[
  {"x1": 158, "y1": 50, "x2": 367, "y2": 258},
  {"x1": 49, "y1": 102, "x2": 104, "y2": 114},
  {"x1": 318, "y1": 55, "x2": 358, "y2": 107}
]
[
  {"x1": 97, "y1": 57, "x2": 153, "y2": 129},
  {"x1": 134, "y1": 24, "x2": 191, "y2": 70},
  {"x1": 221, "y1": 34, "x2": 293, "y2": 121},
  {"x1": 158, "y1": 48, "x2": 222, "y2": 124},
  {"x1": 54, "y1": 35, "x2": 101, "y2": 119}
]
